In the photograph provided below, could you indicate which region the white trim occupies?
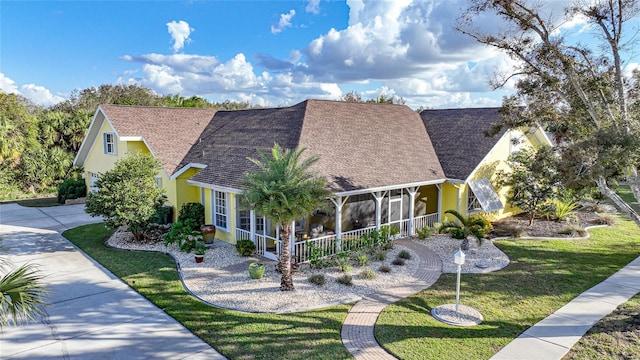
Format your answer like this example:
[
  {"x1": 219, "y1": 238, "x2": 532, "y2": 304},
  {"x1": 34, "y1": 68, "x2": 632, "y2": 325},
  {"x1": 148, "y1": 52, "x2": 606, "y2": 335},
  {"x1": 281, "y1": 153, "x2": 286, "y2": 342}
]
[
  {"x1": 211, "y1": 189, "x2": 229, "y2": 232},
  {"x1": 119, "y1": 136, "x2": 144, "y2": 141},
  {"x1": 170, "y1": 163, "x2": 207, "y2": 181},
  {"x1": 103, "y1": 132, "x2": 117, "y2": 155},
  {"x1": 186, "y1": 180, "x2": 243, "y2": 194},
  {"x1": 335, "y1": 179, "x2": 445, "y2": 197},
  {"x1": 73, "y1": 107, "x2": 103, "y2": 166}
]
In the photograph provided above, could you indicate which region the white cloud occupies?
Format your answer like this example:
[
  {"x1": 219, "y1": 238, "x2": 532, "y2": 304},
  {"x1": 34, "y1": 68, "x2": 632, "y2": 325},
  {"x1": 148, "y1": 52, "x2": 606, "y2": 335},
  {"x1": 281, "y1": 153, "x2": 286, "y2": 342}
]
[
  {"x1": 0, "y1": 73, "x2": 65, "y2": 107},
  {"x1": 306, "y1": 0, "x2": 320, "y2": 14},
  {"x1": 167, "y1": 20, "x2": 194, "y2": 52},
  {"x1": 271, "y1": 9, "x2": 296, "y2": 34},
  {"x1": 0, "y1": 73, "x2": 20, "y2": 94}
]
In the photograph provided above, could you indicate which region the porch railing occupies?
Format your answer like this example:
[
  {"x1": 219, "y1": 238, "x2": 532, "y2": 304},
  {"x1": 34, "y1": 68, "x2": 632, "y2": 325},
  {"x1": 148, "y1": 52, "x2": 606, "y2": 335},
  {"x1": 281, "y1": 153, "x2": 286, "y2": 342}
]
[{"x1": 414, "y1": 213, "x2": 439, "y2": 230}]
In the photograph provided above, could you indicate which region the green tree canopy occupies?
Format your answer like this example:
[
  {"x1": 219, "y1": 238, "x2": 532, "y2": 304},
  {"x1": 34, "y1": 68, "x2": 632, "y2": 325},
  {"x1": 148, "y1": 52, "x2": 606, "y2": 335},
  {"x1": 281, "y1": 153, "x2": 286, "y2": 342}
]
[
  {"x1": 85, "y1": 153, "x2": 166, "y2": 240},
  {"x1": 241, "y1": 144, "x2": 333, "y2": 291}
]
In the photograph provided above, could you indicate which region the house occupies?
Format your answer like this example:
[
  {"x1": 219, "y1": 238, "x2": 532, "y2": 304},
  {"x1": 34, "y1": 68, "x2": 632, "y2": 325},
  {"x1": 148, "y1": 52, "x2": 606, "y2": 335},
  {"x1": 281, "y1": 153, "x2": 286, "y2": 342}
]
[{"x1": 73, "y1": 100, "x2": 552, "y2": 261}]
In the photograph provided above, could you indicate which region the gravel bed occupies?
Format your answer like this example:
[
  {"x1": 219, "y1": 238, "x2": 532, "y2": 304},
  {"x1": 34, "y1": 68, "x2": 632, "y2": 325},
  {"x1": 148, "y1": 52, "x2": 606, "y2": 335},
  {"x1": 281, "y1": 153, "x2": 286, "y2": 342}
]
[
  {"x1": 415, "y1": 235, "x2": 510, "y2": 274},
  {"x1": 107, "y1": 229, "x2": 420, "y2": 313}
]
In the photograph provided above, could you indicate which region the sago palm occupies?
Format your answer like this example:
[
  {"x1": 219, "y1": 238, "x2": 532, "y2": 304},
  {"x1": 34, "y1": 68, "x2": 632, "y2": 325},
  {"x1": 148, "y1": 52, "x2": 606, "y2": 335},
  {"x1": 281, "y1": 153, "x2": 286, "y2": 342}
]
[
  {"x1": 0, "y1": 257, "x2": 47, "y2": 327},
  {"x1": 241, "y1": 144, "x2": 333, "y2": 291},
  {"x1": 439, "y1": 209, "x2": 492, "y2": 250}
]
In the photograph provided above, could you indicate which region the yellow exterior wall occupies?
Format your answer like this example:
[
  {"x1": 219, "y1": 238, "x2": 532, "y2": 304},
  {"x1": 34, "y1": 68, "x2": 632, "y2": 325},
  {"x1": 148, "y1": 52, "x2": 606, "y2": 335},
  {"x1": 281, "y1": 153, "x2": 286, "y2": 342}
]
[
  {"x1": 83, "y1": 118, "x2": 128, "y2": 189},
  {"x1": 441, "y1": 182, "x2": 462, "y2": 223},
  {"x1": 202, "y1": 188, "x2": 238, "y2": 244}
]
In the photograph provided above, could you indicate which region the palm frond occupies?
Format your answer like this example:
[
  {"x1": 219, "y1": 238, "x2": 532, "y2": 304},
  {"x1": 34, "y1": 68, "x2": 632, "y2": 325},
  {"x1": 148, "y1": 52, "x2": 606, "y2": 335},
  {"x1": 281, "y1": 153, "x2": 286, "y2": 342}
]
[{"x1": 0, "y1": 262, "x2": 48, "y2": 327}]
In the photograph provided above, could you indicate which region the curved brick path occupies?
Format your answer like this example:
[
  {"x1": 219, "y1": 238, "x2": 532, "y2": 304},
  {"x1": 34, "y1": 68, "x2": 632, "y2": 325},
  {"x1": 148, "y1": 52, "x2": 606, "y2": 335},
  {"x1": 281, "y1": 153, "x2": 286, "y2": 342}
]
[{"x1": 341, "y1": 239, "x2": 443, "y2": 359}]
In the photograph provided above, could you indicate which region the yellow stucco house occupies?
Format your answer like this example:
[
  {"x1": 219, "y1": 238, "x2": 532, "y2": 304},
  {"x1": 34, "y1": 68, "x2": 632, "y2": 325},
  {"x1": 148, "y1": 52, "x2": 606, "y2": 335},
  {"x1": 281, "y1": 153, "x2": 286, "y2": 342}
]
[{"x1": 73, "y1": 100, "x2": 551, "y2": 261}]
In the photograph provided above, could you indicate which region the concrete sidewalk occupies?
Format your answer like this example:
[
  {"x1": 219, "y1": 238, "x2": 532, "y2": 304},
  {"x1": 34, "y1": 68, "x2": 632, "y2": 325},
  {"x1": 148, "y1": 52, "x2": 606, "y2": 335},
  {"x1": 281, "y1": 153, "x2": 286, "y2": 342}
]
[
  {"x1": 0, "y1": 203, "x2": 225, "y2": 359},
  {"x1": 491, "y1": 254, "x2": 640, "y2": 360}
]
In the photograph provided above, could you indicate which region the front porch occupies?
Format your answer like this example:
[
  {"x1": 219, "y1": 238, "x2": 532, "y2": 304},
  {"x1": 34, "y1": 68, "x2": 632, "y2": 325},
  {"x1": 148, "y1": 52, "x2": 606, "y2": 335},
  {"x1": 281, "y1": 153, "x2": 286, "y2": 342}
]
[{"x1": 235, "y1": 184, "x2": 443, "y2": 263}]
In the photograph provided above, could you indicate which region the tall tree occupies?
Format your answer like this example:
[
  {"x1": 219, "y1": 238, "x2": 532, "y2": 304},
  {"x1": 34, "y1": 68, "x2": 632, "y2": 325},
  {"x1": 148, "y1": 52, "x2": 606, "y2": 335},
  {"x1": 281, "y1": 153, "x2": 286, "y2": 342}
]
[
  {"x1": 241, "y1": 144, "x2": 332, "y2": 291},
  {"x1": 457, "y1": 0, "x2": 640, "y2": 226}
]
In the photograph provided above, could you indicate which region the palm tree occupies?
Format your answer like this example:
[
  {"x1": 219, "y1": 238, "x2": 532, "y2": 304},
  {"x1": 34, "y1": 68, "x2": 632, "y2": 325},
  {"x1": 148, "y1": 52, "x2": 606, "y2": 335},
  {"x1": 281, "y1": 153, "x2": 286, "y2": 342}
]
[
  {"x1": 242, "y1": 144, "x2": 333, "y2": 291},
  {"x1": 438, "y1": 210, "x2": 492, "y2": 250},
  {"x1": 0, "y1": 257, "x2": 47, "y2": 327}
]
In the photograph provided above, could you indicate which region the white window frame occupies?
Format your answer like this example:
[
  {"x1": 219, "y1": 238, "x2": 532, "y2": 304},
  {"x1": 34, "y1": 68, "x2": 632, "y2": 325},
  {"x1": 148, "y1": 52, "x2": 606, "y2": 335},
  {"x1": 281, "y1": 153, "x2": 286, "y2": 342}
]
[
  {"x1": 467, "y1": 188, "x2": 483, "y2": 215},
  {"x1": 89, "y1": 172, "x2": 100, "y2": 193},
  {"x1": 103, "y1": 132, "x2": 117, "y2": 155},
  {"x1": 212, "y1": 190, "x2": 228, "y2": 231}
]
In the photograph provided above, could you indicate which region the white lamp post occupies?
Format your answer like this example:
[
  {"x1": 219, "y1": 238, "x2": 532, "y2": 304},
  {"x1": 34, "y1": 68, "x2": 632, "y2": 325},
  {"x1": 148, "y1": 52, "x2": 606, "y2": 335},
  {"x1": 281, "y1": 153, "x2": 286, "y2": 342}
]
[{"x1": 454, "y1": 248, "x2": 466, "y2": 317}]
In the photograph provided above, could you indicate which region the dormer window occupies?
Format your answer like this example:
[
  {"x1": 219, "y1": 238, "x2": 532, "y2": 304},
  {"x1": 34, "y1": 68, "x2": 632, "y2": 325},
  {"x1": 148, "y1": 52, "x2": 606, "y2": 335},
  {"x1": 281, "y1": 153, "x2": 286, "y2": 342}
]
[{"x1": 103, "y1": 132, "x2": 117, "y2": 155}]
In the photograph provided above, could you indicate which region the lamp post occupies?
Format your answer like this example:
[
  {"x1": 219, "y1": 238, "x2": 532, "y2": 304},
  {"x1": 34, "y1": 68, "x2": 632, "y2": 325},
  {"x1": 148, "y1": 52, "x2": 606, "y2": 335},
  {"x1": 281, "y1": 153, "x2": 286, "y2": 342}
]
[{"x1": 454, "y1": 248, "x2": 466, "y2": 317}]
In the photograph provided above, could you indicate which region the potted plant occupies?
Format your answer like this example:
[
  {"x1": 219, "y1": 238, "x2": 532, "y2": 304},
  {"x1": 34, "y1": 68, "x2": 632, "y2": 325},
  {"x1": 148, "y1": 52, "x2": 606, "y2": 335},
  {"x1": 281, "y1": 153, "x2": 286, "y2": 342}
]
[
  {"x1": 194, "y1": 242, "x2": 206, "y2": 263},
  {"x1": 201, "y1": 224, "x2": 216, "y2": 244},
  {"x1": 248, "y1": 262, "x2": 265, "y2": 279}
]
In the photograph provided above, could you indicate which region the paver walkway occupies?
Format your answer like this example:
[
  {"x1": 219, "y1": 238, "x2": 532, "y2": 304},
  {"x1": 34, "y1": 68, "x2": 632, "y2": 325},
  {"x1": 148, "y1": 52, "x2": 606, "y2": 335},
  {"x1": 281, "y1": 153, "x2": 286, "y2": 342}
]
[
  {"x1": 341, "y1": 239, "x2": 442, "y2": 359},
  {"x1": 0, "y1": 203, "x2": 226, "y2": 359}
]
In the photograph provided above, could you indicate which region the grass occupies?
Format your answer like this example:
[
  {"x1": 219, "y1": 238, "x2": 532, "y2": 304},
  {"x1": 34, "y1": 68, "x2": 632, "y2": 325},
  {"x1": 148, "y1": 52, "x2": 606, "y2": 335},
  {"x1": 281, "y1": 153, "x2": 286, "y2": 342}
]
[
  {"x1": 564, "y1": 293, "x2": 640, "y2": 359},
  {"x1": 615, "y1": 184, "x2": 640, "y2": 213},
  {"x1": 16, "y1": 197, "x2": 60, "y2": 207},
  {"x1": 63, "y1": 224, "x2": 351, "y2": 360},
  {"x1": 375, "y1": 215, "x2": 640, "y2": 360}
]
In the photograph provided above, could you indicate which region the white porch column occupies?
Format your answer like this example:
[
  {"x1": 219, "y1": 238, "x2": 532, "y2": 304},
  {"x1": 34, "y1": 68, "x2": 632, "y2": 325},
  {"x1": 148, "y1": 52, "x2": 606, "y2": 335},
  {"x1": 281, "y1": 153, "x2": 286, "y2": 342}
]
[
  {"x1": 249, "y1": 209, "x2": 257, "y2": 243},
  {"x1": 436, "y1": 184, "x2": 443, "y2": 223},
  {"x1": 330, "y1": 196, "x2": 348, "y2": 251},
  {"x1": 290, "y1": 221, "x2": 296, "y2": 256},
  {"x1": 406, "y1": 187, "x2": 418, "y2": 236},
  {"x1": 372, "y1": 191, "x2": 387, "y2": 230}
]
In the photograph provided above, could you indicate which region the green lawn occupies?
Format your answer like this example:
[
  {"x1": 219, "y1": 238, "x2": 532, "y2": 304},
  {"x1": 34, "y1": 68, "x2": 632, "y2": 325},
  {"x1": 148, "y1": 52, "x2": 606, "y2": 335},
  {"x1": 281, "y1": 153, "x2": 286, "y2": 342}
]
[
  {"x1": 615, "y1": 184, "x2": 640, "y2": 213},
  {"x1": 375, "y1": 216, "x2": 640, "y2": 360},
  {"x1": 63, "y1": 224, "x2": 351, "y2": 360},
  {"x1": 16, "y1": 197, "x2": 60, "y2": 207}
]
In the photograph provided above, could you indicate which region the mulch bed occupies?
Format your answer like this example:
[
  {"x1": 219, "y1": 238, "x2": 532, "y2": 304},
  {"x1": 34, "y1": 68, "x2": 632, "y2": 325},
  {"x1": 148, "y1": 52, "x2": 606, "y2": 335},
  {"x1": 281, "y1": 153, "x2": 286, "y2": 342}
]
[{"x1": 491, "y1": 209, "x2": 606, "y2": 239}]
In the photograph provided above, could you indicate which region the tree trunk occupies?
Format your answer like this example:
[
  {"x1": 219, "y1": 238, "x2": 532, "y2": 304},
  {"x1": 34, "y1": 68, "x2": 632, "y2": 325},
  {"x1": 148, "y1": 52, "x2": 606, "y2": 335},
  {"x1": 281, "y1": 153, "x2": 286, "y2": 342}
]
[
  {"x1": 596, "y1": 176, "x2": 640, "y2": 228},
  {"x1": 626, "y1": 168, "x2": 640, "y2": 205},
  {"x1": 279, "y1": 223, "x2": 294, "y2": 291}
]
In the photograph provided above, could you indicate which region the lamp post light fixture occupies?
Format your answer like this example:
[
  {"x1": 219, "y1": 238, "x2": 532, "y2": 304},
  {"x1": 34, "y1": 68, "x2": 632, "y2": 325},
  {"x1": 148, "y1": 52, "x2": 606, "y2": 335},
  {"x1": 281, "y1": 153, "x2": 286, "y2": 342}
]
[{"x1": 454, "y1": 248, "x2": 466, "y2": 317}]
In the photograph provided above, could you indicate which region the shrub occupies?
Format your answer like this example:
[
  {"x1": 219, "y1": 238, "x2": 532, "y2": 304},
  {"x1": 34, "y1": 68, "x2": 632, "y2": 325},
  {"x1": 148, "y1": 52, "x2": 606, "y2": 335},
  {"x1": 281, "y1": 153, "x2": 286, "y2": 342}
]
[
  {"x1": 492, "y1": 223, "x2": 526, "y2": 238},
  {"x1": 235, "y1": 239, "x2": 256, "y2": 256},
  {"x1": 392, "y1": 258, "x2": 406, "y2": 266},
  {"x1": 336, "y1": 274, "x2": 353, "y2": 286},
  {"x1": 57, "y1": 178, "x2": 87, "y2": 204},
  {"x1": 359, "y1": 268, "x2": 376, "y2": 280},
  {"x1": 591, "y1": 214, "x2": 616, "y2": 225},
  {"x1": 355, "y1": 254, "x2": 369, "y2": 266},
  {"x1": 336, "y1": 258, "x2": 352, "y2": 272},
  {"x1": 416, "y1": 226, "x2": 435, "y2": 239},
  {"x1": 558, "y1": 225, "x2": 588, "y2": 237},
  {"x1": 373, "y1": 250, "x2": 386, "y2": 261},
  {"x1": 164, "y1": 221, "x2": 201, "y2": 252},
  {"x1": 308, "y1": 242, "x2": 330, "y2": 269},
  {"x1": 398, "y1": 250, "x2": 412, "y2": 260},
  {"x1": 308, "y1": 274, "x2": 326, "y2": 286},
  {"x1": 546, "y1": 199, "x2": 579, "y2": 222},
  {"x1": 378, "y1": 264, "x2": 391, "y2": 273},
  {"x1": 178, "y1": 203, "x2": 205, "y2": 230}
]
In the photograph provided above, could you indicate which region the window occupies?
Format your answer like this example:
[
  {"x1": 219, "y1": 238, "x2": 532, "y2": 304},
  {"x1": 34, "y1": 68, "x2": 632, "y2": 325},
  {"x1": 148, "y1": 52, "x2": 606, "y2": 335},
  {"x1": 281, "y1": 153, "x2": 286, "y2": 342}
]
[
  {"x1": 90, "y1": 172, "x2": 100, "y2": 192},
  {"x1": 467, "y1": 188, "x2": 482, "y2": 214},
  {"x1": 154, "y1": 175, "x2": 162, "y2": 189},
  {"x1": 212, "y1": 190, "x2": 228, "y2": 230},
  {"x1": 103, "y1": 132, "x2": 117, "y2": 155},
  {"x1": 238, "y1": 210, "x2": 265, "y2": 232}
]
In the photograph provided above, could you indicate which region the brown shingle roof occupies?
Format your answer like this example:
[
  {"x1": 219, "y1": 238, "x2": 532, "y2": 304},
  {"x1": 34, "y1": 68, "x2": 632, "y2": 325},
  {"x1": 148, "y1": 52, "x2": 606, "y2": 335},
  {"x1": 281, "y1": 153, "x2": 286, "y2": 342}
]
[
  {"x1": 300, "y1": 100, "x2": 444, "y2": 192},
  {"x1": 183, "y1": 100, "x2": 445, "y2": 192},
  {"x1": 420, "y1": 107, "x2": 507, "y2": 181},
  {"x1": 100, "y1": 104, "x2": 215, "y2": 175}
]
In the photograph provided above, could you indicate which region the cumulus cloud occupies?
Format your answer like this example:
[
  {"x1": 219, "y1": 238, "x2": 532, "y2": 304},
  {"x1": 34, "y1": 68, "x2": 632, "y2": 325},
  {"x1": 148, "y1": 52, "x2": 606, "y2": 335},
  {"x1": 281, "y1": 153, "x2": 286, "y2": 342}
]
[
  {"x1": 167, "y1": 20, "x2": 193, "y2": 52},
  {"x1": 271, "y1": 9, "x2": 295, "y2": 34},
  {"x1": 0, "y1": 73, "x2": 65, "y2": 107},
  {"x1": 306, "y1": 0, "x2": 320, "y2": 14}
]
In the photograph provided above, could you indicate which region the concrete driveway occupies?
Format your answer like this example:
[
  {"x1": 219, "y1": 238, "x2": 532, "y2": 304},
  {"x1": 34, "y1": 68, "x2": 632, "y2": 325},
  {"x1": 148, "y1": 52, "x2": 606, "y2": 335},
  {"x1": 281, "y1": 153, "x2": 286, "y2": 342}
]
[{"x1": 0, "y1": 203, "x2": 225, "y2": 359}]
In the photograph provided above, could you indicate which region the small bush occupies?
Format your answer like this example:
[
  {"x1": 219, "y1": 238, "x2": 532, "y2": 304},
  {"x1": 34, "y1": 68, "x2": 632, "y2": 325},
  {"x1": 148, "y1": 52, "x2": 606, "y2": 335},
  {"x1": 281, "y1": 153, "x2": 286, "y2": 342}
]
[
  {"x1": 398, "y1": 250, "x2": 412, "y2": 260},
  {"x1": 591, "y1": 214, "x2": 616, "y2": 226},
  {"x1": 178, "y1": 203, "x2": 205, "y2": 230},
  {"x1": 378, "y1": 264, "x2": 391, "y2": 273},
  {"x1": 57, "y1": 178, "x2": 87, "y2": 204},
  {"x1": 336, "y1": 258, "x2": 352, "y2": 272},
  {"x1": 236, "y1": 239, "x2": 256, "y2": 256},
  {"x1": 492, "y1": 223, "x2": 526, "y2": 238},
  {"x1": 545, "y1": 199, "x2": 579, "y2": 222},
  {"x1": 558, "y1": 225, "x2": 588, "y2": 237},
  {"x1": 392, "y1": 258, "x2": 406, "y2": 266},
  {"x1": 373, "y1": 250, "x2": 386, "y2": 261},
  {"x1": 416, "y1": 226, "x2": 434, "y2": 239},
  {"x1": 164, "y1": 221, "x2": 201, "y2": 252},
  {"x1": 336, "y1": 274, "x2": 353, "y2": 286},
  {"x1": 355, "y1": 254, "x2": 369, "y2": 266},
  {"x1": 308, "y1": 274, "x2": 326, "y2": 286},
  {"x1": 359, "y1": 268, "x2": 376, "y2": 280}
]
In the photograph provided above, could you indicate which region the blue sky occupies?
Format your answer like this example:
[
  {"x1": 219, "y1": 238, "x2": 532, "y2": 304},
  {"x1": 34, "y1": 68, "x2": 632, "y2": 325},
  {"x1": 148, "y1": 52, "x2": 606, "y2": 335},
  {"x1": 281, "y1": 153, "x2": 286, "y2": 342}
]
[{"x1": 1, "y1": 0, "x2": 636, "y2": 109}]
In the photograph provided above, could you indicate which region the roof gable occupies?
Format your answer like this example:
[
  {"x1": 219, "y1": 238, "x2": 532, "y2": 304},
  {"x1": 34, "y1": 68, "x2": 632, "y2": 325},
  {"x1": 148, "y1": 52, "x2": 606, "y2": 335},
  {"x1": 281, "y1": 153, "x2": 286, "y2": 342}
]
[
  {"x1": 420, "y1": 107, "x2": 507, "y2": 181},
  {"x1": 99, "y1": 104, "x2": 215, "y2": 175}
]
